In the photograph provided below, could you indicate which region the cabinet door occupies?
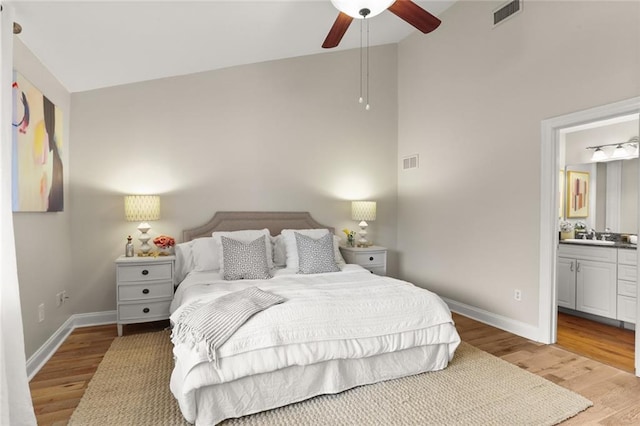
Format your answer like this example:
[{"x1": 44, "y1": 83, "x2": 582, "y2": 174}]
[
  {"x1": 557, "y1": 257, "x2": 576, "y2": 309},
  {"x1": 576, "y1": 260, "x2": 617, "y2": 319}
]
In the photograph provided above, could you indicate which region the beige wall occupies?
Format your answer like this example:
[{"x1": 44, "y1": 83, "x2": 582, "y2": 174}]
[
  {"x1": 65, "y1": 46, "x2": 399, "y2": 327},
  {"x1": 397, "y1": 1, "x2": 640, "y2": 326},
  {"x1": 13, "y1": 39, "x2": 73, "y2": 357}
]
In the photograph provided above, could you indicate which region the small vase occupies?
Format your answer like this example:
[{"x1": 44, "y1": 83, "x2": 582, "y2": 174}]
[{"x1": 157, "y1": 246, "x2": 174, "y2": 256}]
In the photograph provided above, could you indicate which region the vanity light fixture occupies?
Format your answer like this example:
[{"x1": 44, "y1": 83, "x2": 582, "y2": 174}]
[
  {"x1": 590, "y1": 147, "x2": 607, "y2": 162},
  {"x1": 586, "y1": 136, "x2": 639, "y2": 162},
  {"x1": 124, "y1": 195, "x2": 160, "y2": 256},
  {"x1": 611, "y1": 144, "x2": 628, "y2": 159}
]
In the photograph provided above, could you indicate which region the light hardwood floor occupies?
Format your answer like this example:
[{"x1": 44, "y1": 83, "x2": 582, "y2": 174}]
[
  {"x1": 29, "y1": 315, "x2": 639, "y2": 425},
  {"x1": 556, "y1": 311, "x2": 635, "y2": 373}
]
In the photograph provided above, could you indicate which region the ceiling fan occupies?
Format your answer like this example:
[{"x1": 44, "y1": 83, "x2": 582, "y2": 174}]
[{"x1": 322, "y1": 0, "x2": 441, "y2": 48}]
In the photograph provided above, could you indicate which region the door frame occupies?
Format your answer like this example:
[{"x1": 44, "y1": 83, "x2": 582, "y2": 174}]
[{"x1": 538, "y1": 96, "x2": 640, "y2": 377}]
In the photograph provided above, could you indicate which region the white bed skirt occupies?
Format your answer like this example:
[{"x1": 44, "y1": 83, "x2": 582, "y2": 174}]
[{"x1": 177, "y1": 343, "x2": 452, "y2": 425}]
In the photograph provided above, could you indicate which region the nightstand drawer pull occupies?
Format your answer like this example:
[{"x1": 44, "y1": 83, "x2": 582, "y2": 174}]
[
  {"x1": 142, "y1": 288, "x2": 150, "y2": 294},
  {"x1": 143, "y1": 307, "x2": 150, "y2": 314},
  {"x1": 141, "y1": 269, "x2": 149, "y2": 276},
  {"x1": 369, "y1": 256, "x2": 374, "y2": 261}
]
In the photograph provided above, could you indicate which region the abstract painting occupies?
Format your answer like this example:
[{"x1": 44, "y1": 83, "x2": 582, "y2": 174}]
[
  {"x1": 12, "y1": 72, "x2": 64, "y2": 212},
  {"x1": 566, "y1": 170, "x2": 589, "y2": 218}
]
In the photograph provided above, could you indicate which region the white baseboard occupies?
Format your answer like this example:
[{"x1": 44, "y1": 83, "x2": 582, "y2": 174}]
[
  {"x1": 26, "y1": 311, "x2": 116, "y2": 380},
  {"x1": 443, "y1": 297, "x2": 543, "y2": 343}
]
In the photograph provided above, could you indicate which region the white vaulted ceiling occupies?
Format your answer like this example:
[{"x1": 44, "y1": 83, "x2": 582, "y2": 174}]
[{"x1": 11, "y1": 0, "x2": 455, "y2": 93}]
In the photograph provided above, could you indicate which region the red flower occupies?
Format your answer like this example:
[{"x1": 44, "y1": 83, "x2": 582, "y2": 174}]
[{"x1": 153, "y1": 235, "x2": 175, "y2": 249}]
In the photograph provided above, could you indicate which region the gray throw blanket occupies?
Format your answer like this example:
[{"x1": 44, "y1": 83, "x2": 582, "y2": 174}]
[{"x1": 171, "y1": 287, "x2": 285, "y2": 367}]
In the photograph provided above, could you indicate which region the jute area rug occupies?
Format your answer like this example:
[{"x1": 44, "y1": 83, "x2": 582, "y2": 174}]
[{"x1": 69, "y1": 330, "x2": 591, "y2": 426}]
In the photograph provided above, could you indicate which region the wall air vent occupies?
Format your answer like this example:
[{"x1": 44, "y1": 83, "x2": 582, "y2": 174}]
[
  {"x1": 402, "y1": 154, "x2": 419, "y2": 170},
  {"x1": 493, "y1": 0, "x2": 522, "y2": 27}
]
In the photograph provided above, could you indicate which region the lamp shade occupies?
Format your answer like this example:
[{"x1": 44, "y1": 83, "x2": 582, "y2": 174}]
[
  {"x1": 352, "y1": 201, "x2": 377, "y2": 221},
  {"x1": 124, "y1": 195, "x2": 160, "y2": 222}
]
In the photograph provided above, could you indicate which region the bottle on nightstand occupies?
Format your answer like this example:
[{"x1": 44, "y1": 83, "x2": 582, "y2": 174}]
[{"x1": 125, "y1": 236, "x2": 134, "y2": 257}]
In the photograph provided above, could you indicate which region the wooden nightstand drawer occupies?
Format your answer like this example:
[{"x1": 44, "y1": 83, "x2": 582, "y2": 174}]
[
  {"x1": 351, "y1": 252, "x2": 386, "y2": 267},
  {"x1": 118, "y1": 300, "x2": 171, "y2": 322},
  {"x1": 117, "y1": 263, "x2": 172, "y2": 282},
  {"x1": 339, "y1": 245, "x2": 387, "y2": 276},
  {"x1": 118, "y1": 281, "x2": 173, "y2": 302}
]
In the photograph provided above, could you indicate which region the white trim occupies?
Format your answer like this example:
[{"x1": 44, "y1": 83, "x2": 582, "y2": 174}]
[
  {"x1": 539, "y1": 96, "x2": 640, "y2": 376},
  {"x1": 26, "y1": 311, "x2": 116, "y2": 380},
  {"x1": 443, "y1": 297, "x2": 541, "y2": 342}
]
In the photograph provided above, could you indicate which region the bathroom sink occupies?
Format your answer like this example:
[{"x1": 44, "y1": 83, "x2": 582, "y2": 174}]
[{"x1": 562, "y1": 239, "x2": 615, "y2": 246}]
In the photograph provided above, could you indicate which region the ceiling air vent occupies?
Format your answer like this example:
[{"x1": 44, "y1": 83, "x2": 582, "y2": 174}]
[
  {"x1": 402, "y1": 154, "x2": 419, "y2": 170},
  {"x1": 493, "y1": 0, "x2": 522, "y2": 27}
]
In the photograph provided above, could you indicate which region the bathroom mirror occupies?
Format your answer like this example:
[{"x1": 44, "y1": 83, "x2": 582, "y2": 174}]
[
  {"x1": 563, "y1": 158, "x2": 638, "y2": 233},
  {"x1": 560, "y1": 113, "x2": 639, "y2": 234}
]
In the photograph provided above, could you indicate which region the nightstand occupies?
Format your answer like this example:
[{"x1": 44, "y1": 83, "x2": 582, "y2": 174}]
[
  {"x1": 339, "y1": 245, "x2": 387, "y2": 276},
  {"x1": 115, "y1": 255, "x2": 175, "y2": 336}
]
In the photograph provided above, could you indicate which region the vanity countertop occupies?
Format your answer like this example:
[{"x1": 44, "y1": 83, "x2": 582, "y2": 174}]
[{"x1": 559, "y1": 240, "x2": 637, "y2": 250}]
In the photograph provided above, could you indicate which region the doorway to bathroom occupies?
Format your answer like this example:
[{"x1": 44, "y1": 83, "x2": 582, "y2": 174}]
[{"x1": 539, "y1": 96, "x2": 640, "y2": 377}]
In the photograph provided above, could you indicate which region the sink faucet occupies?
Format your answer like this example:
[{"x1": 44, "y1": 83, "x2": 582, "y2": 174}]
[{"x1": 588, "y1": 228, "x2": 596, "y2": 240}]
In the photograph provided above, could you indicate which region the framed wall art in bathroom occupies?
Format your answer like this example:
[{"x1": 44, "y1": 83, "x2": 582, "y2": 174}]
[{"x1": 566, "y1": 170, "x2": 589, "y2": 218}]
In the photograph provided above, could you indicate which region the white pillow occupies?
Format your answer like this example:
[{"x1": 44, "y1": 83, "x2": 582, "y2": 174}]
[
  {"x1": 281, "y1": 229, "x2": 345, "y2": 270},
  {"x1": 191, "y1": 237, "x2": 220, "y2": 272},
  {"x1": 212, "y1": 229, "x2": 274, "y2": 273},
  {"x1": 271, "y1": 235, "x2": 287, "y2": 268},
  {"x1": 174, "y1": 241, "x2": 194, "y2": 284},
  {"x1": 333, "y1": 235, "x2": 346, "y2": 266}
]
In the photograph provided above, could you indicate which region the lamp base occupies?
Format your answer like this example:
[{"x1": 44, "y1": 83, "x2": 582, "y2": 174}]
[
  {"x1": 137, "y1": 222, "x2": 152, "y2": 255},
  {"x1": 357, "y1": 221, "x2": 370, "y2": 247}
]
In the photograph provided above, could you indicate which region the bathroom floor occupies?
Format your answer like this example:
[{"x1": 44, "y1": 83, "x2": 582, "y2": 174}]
[{"x1": 556, "y1": 311, "x2": 635, "y2": 372}]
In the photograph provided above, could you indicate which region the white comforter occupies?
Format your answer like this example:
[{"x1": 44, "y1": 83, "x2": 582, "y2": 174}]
[{"x1": 170, "y1": 265, "x2": 461, "y2": 423}]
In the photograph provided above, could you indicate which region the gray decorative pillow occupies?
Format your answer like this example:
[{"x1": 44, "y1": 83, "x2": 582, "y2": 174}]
[
  {"x1": 221, "y1": 235, "x2": 271, "y2": 280},
  {"x1": 295, "y1": 232, "x2": 340, "y2": 274}
]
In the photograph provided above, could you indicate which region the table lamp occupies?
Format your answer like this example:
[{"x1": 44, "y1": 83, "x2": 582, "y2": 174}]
[
  {"x1": 124, "y1": 195, "x2": 160, "y2": 256},
  {"x1": 351, "y1": 200, "x2": 376, "y2": 247}
]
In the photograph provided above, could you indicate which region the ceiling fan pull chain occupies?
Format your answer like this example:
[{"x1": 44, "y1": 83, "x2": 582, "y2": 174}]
[
  {"x1": 359, "y1": 19, "x2": 364, "y2": 105},
  {"x1": 365, "y1": 18, "x2": 370, "y2": 111}
]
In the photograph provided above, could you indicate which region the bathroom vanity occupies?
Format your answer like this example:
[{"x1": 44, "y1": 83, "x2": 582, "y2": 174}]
[{"x1": 558, "y1": 242, "x2": 637, "y2": 325}]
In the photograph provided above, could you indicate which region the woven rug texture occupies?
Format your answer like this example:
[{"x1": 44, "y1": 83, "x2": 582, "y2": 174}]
[{"x1": 69, "y1": 330, "x2": 591, "y2": 426}]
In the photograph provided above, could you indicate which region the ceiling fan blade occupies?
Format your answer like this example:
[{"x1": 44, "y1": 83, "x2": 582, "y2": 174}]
[
  {"x1": 322, "y1": 12, "x2": 353, "y2": 48},
  {"x1": 388, "y1": 0, "x2": 441, "y2": 33}
]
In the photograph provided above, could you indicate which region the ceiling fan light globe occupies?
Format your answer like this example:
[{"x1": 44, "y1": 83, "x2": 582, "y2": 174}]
[{"x1": 330, "y1": 0, "x2": 395, "y2": 19}]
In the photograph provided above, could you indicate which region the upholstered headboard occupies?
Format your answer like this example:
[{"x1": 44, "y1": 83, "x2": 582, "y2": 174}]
[{"x1": 182, "y1": 211, "x2": 334, "y2": 242}]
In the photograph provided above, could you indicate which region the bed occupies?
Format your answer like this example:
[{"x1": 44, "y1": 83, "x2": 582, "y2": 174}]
[{"x1": 169, "y1": 211, "x2": 461, "y2": 425}]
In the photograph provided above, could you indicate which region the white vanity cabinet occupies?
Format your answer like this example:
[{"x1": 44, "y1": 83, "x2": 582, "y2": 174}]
[
  {"x1": 617, "y1": 248, "x2": 637, "y2": 324},
  {"x1": 557, "y1": 257, "x2": 577, "y2": 309},
  {"x1": 557, "y1": 244, "x2": 618, "y2": 320}
]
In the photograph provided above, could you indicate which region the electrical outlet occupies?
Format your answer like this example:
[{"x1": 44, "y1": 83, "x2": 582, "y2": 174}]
[
  {"x1": 38, "y1": 303, "x2": 45, "y2": 322},
  {"x1": 514, "y1": 289, "x2": 522, "y2": 302},
  {"x1": 61, "y1": 290, "x2": 67, "y2": 305},
  {"x1": 56, "y1": 292, "x2": 63, "y2": 307}
]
